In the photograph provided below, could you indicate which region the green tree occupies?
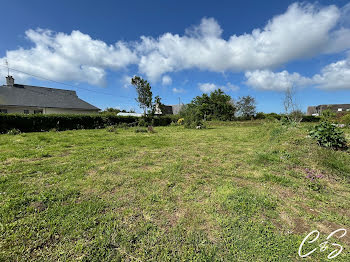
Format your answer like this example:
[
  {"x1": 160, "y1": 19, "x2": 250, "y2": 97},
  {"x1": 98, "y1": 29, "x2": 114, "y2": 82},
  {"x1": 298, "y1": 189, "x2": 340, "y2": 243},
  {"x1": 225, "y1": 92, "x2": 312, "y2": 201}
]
[
  {"x1": 101, "y1": 107, "x2": 120, "y2": 114},
  {"x1": 237, "y1": 96, "x2": 256, "y2": 119},
  {"x1": 153, "y1": 95, "x2": 165, "y2": 115},
  {"x1": 181, "y1": 88, "x2": 236, "y2": 127},
  {"x1": 131, "y1": 76, "x2": 153, "y2": 115}
]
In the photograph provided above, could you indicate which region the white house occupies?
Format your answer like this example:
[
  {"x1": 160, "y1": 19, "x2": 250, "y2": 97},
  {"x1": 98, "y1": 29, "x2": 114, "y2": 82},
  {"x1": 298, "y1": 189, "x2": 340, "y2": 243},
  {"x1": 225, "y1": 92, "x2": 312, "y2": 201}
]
[{"x1": 0, "y1": 76, "x2": 100, "y2": 114}]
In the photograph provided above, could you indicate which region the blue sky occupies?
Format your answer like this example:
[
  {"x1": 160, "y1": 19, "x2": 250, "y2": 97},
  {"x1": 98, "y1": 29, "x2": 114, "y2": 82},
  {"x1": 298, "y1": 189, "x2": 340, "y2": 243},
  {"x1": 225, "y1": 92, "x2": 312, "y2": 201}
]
[{"x1": 1, "y1": 0, "x2": 350, "y2": 113}]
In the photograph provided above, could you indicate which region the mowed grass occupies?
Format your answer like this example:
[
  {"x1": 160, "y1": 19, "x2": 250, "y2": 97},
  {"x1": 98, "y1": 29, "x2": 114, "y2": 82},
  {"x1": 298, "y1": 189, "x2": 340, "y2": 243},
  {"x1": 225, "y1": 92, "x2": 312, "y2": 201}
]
[{"x1": 0, "y1": 122, "x2": 350, "y2": 261}]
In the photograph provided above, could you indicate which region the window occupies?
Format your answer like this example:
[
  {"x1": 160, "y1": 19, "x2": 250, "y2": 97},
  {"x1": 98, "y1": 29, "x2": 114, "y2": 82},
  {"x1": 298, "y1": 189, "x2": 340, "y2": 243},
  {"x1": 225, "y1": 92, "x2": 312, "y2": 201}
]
[
  {"x1": 34, "y1": 110, "x2": 43, "y2": 114},
  {"x1": 24, "y1": 110, "x2": 29, "y2": 114},
  {"x1": 0, "y1": 109, "x2": 8, "y2": 113}
]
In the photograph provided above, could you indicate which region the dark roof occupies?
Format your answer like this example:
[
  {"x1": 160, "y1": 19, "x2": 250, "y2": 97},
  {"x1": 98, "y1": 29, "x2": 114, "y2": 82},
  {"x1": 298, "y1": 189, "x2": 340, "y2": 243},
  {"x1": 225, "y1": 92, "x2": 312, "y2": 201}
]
[
  {"x1": 161, "y1": 105, "x2": 174, "y2": 115},
  {"x1": 0, "y1": 84, "x2": 100, "y2": 110},
  {"x1": 170, "y1": 104, "x2": 184, "y2": 115},
  {"x1": 316, "y1": 104, "x2": 350, "y2": 110}
]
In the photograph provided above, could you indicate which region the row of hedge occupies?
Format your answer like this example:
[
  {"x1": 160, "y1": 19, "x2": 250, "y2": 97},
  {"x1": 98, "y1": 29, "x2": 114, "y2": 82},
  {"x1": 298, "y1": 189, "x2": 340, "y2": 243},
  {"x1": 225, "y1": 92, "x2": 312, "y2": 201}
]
[
  {"x1": 0, "y1": 113, "x2": 177, "y2": 133},
  {"x1": 254, "y1": 112, "x2": 320, "y2": 122}
]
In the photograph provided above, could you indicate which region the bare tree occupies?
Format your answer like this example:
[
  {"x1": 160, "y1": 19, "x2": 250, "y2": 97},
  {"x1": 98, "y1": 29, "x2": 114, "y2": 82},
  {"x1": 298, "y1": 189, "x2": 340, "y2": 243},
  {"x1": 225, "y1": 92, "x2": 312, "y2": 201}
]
[{"x1": 283, "y1": 87, "x2": 303, "y2": 124}]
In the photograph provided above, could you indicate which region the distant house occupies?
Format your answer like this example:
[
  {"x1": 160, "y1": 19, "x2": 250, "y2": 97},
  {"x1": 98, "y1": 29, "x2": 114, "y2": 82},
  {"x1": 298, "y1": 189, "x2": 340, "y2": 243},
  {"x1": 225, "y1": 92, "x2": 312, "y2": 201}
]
[
  {"x1": 0, "y1": 76, "x2": 100, "y2": 114},
  {"x1": 154, "y1": 104, "x2": 184, "y2": 115},
  {"x1": 307, "y1": 104, "x2": 350, "y2": 116}
]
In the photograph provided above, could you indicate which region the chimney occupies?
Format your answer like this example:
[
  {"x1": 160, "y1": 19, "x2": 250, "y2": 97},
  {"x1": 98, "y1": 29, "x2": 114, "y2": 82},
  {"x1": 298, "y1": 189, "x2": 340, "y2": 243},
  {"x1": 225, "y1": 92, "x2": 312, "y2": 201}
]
[{"x1": 6, "y1": 75, "x2": 14, "y2": 86}]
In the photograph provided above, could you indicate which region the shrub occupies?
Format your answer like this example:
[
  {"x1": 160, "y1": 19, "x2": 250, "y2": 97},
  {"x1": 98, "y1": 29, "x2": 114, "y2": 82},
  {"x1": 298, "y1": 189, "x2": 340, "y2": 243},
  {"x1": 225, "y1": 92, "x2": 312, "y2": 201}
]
[
  {"x1": 309, "y1": 121, "x2": 348, "y2": 150},
  {"x1": 0, "y1": 114, "x2": 175, "y2": 133},
  {"x1": 106, "y1": 126, "x2": 118, "y2": 133},
  {"x1": 260, "y1": 113, "x2": 282, "y2": 121},
  {"x1": 138, "y1": 118, "x2": 147, "y2": 127},
  {"x1": 301, "y1": 115, "x2": 321, "y2": 122},
  {"x1": 255, "y1": 112, "x2": 266, "y2": 120},
  {"x1": 320, "y1": 109, "x2": 336, "y2": 121},
  {"x1": 177, "y1": 118, "x2": 184, "y2": 125},
  {"x1": 7, "y1": 128, "x2": 21, "y2": 135},
  {"x1": 179, "y1": 105, "x2": 204, "y2": 129},
  {"x1": 340, "y1": 113, "x2": 350, "y2": 126}
]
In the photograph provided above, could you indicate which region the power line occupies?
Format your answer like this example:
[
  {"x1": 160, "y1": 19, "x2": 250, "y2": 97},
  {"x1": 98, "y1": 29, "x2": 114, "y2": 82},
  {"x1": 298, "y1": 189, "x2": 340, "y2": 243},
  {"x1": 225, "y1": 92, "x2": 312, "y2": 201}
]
[
  {"x1": 0, "y1": 64, "x2": 174, "y2": 105},
  {"x1": 0, "y1": 64, "x2": 136, "y2": 101}
]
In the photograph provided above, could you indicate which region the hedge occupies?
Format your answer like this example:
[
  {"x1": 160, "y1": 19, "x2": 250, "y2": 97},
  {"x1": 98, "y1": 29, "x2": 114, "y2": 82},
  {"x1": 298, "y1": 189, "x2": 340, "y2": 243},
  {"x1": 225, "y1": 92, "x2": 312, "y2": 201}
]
[
  {"x1": 0, "y1": 113, "x2": 176, "y2": 133},
  {"x1": 301, "y1": 115, "x2": 321, "y2": 122}
]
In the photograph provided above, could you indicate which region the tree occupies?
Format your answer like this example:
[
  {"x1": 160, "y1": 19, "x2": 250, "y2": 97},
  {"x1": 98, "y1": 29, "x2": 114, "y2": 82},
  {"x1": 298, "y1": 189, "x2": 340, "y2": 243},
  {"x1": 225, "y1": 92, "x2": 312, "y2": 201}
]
[
  {"x1": 237, "y1": 96, "x2": 256, "y2": 119},
  {"x1": 152, "y1": 95, "x2": 164, "y2": 114},
  {"x1": 131, "y1": 76, "x2": 153, "y2": 115},
  {"x1": 101, "y1": 107, "x2": 120, "y2": 114},
  {"x1": 181, "y1": 89, "x2": 236, "y2": 124},
  {"x1": 283, "y1": 87, "x2": 302, "y2": 124}
]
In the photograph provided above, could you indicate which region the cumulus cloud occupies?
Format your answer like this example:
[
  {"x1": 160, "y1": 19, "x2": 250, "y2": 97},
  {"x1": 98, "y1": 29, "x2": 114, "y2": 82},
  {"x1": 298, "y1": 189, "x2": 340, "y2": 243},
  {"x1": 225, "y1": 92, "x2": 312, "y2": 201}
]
[
  {"x1": 121, "y1": 75, "x2": 133, "y2": 88},
  {"x1": 313, "y1": 57, "x2": 350, "y2": 89},
  {"x1": 1, "y1": 2, "x2": 350, "y2": 86},
  {"x1": 136, "y1": 3, "x2": 349, "y2": 80},
  {"x1": 245, "y1": 55, "x2": 350, "y2": 91},
  {"x1": 198, "y1": 83, "x2": 219, "y2": 93},
  {"x1": 0, "y1": 29, "x2": 137, "y2": 86},
  {"x1": 161, "y1": 75, "x2": 172, "y2": 85},
  {"x1": 245, "y1": 70, "x2": 312, "y2": 91},
  {"x1": 172, "y1": 87, "x2": 185, "y2": 93},
  {"x1": 227, "y1": 83, "x2": 240, "y2": 92},
  {"x1": 198, "y1": 82, "x2": 239, "y2": 93}
]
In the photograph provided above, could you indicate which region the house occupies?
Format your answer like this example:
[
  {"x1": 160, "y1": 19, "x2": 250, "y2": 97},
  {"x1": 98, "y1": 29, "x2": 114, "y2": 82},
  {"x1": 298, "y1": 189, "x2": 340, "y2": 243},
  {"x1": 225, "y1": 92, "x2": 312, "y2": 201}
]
[
  {"x1": 307, "y1": 104, "x2": 350, "y2": 116},
  {"x1": 0, "y1": 76, "x2": 100, "y2": 114},
  {"x1": 154, "y1": 103, "x2": 184, "y2": 115}
]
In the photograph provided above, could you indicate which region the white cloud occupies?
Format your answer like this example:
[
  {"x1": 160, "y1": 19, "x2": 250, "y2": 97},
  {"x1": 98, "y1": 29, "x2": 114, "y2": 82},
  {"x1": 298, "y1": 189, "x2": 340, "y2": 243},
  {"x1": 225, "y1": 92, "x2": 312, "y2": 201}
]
[
  {"x1": 1, "y1": 2, "x2": 350, "y2": 86},
  {"x1": 227, "y1": 82, "x2": 240, "y2": 92},
  {"x1": 245, "y1": 55, "x2": 350, "y2": 91},
  {"x1": 198, "y1": 82, "x2": 238, "y2": 93},
  {"x1": 312, "y1": 57, "x2": 350, "y2": 89},
  {"x1": 161, "y1": 75, "x2": 172, "y2": 85},
  {"x1": 0, "y1": 29, "x2": 138, "y2": 86},
  {"x1": 136, "y1": 3, "x2": 349, "y2": 80},
  {"x1": 198, "y1": 83, "x2": 220, "y2": 93},
  {"x1": 245, "y1": 70, "x2": 312, "y2": 91},
  {"x1": 172, "y1": 87, "x2": 185, "y2": 93},
  {"x1": 121, "y1": 75, "x2": 133, "y2": 89}
]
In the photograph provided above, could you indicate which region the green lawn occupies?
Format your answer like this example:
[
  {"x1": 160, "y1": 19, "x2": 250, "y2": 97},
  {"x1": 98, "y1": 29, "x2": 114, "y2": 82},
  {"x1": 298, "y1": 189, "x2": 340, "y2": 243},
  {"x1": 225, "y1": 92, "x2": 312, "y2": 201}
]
[{"x1": 1, "y1": 122, "x2": 350, "y2": 261}]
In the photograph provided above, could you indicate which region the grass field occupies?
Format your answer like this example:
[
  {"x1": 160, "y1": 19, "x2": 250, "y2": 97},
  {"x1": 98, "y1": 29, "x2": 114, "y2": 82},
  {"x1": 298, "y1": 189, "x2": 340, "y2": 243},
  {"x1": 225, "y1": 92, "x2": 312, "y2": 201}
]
[{"x1": 1, "y1": 122, "x2": 350, "y2": 261}]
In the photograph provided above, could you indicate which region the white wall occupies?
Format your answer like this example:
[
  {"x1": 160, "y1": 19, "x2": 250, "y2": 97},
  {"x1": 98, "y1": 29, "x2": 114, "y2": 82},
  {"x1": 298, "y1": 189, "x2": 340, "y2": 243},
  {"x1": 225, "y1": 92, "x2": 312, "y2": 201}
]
[
  {"x1": 44, "y1": 108, "x2": 98, "y2": 114},
  {"x1": 0, "y1": 106, "x2": 98, "y2": 114},
  {"x1": 0, "y1": 106, "x2": 34, "y2": 114}
]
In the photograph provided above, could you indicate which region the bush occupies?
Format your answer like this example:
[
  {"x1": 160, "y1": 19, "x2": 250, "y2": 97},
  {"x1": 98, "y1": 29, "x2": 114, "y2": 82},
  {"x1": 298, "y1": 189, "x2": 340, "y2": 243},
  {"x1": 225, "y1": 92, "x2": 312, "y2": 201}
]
[
  {"x1": 106, "y1": 126, "x2": 118, "y2": 133},
  {"x1": 309, "y1": 121, "x2": 348, "y2": 150},
  {"x1": 301, "y1": 115, "x2": 321, "y2": 122},
  {"x1": 180, "y1": 106, "x2": 205, "y2": 129},
  {"x1": 320, "y1": 109, "x2": 336, "y2": 121},
  {"x1": 0, "y1": 114, "x2": 176, "y2": 133},
  {"x1": 256, "y1": 113, "x2": 282, "y2": 121},
  {"x1": 7, "y1": 128, "x2": 21, "y2": 135},
  {"x1": 255, "y1": 112, "x2": 266, "y2": 119},
  {"x1": 340, "y1": 113, "x2": 350, "y2": 126},
  {"x1": 177, "y1": 118, "x2": 184, "y2": 125}
]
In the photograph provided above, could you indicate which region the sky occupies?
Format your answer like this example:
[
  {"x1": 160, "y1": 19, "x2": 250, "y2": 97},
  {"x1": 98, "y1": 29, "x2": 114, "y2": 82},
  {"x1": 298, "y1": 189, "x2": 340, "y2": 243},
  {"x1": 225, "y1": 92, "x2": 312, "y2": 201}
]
[{"x1": 1, "y1": 0, "x2": 350, "y2": 113}]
